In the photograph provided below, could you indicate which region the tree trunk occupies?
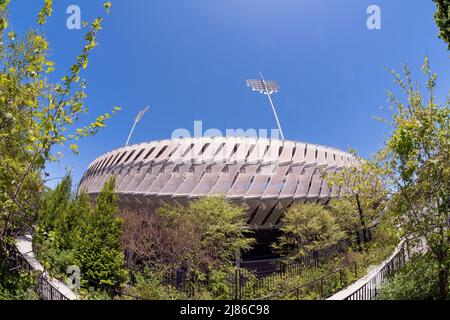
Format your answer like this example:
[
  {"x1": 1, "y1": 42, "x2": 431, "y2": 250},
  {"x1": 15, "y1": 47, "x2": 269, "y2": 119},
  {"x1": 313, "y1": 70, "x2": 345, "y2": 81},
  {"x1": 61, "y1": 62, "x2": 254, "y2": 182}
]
[
  {"x1": 438, "y1": 268, "x2": 449, "y2": 300},
  {"x1": 313, "y1": 250, "x2": 319, "y2": 268},
  {"x1": 436, "y1": 227, "x2": 449, "y2": 300},
  {"x1": 355, "y1": 193, "x2": 368, "y2": 243},
  {"x1": 355, "y1": 230, "x2": 362, "y2": 252}
]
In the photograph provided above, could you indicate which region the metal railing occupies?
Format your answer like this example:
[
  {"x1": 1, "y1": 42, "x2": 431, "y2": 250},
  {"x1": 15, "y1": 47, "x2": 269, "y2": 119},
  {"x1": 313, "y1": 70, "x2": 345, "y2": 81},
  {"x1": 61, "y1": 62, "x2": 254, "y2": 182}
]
[
  {"x1": 37, "y1": 274, "x2": 70, "y2": 300},
  {"x1": 158, "y1": 238, "x2": 356, "y2": 300},
  {"x1": 344, "y1": 247, "x2": 406, "y2": 300},
  {"x1": 13, "y1": 238, "x2": 74, "y2": 300},
  {"x1": 326, "y1": 238, "x2": 417, "y2": 300},
  {"x1": 258, "y1": 261, "x2": 358, "y2": 300}
]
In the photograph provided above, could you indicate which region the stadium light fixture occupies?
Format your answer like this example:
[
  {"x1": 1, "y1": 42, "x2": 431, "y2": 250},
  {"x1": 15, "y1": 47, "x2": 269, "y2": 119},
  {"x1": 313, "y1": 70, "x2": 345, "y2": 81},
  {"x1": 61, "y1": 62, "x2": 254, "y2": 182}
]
[
  {"x1": 125, "y1": 106, "x2": 150, "y2": 146},
  {"x1": 246, "y1": 72, "x2": 285, "y2": 141}
]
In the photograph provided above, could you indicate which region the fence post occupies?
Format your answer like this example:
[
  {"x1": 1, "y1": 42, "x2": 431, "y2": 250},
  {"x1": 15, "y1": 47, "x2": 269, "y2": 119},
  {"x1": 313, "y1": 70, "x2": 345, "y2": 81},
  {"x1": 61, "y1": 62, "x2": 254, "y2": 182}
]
[
  {"x1": 320, "y1": 278, "x2": 324, "y2": 298},
  {"x1": 235, "y1": 268, "x2": 239, "y2": 300},
  {"x1": 405, "y1": 238, "x2": 411, "y2": 260}
]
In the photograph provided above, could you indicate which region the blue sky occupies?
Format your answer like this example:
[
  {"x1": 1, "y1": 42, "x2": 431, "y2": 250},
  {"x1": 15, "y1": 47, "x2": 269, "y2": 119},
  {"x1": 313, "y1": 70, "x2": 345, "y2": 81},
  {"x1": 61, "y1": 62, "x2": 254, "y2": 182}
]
[{"x1": 7, "y1": 1, "x2": 450, "y2": 188}]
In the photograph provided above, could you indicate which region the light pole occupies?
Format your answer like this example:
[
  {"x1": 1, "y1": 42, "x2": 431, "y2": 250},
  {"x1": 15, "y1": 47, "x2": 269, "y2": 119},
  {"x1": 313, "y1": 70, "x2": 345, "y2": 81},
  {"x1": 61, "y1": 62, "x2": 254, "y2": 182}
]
[
  {"x1": 125, "y1": 106, "x2": 150, "y2": 146},
  {"x1": 246, "y1": 72, "x2": 285, "y2": 141}
]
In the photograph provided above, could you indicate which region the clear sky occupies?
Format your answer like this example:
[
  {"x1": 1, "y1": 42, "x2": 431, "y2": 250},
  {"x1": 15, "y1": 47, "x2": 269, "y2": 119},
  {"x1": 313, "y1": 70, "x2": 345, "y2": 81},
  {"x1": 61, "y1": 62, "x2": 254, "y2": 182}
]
[{"x1": 7, "y1": 0, "x2": 450, "y2": 188}]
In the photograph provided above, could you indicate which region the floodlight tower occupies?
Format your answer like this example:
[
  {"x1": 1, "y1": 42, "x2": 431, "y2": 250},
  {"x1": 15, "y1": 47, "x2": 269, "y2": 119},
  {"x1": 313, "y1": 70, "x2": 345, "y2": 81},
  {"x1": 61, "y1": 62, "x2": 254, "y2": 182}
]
[
  {"x1": 246, "y1": 72, "x2": 285, "y2": 141},
  {"x1": 125, "y1": 106, "x2": 150, "y2": 146}
]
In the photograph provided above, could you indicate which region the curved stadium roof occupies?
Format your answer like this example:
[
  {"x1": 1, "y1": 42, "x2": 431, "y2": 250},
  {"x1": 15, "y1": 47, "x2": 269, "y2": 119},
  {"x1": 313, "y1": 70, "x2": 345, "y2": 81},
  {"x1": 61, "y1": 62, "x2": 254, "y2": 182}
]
[{"x1": 79, "y1": 137, "x2": 357, "y2": 230}]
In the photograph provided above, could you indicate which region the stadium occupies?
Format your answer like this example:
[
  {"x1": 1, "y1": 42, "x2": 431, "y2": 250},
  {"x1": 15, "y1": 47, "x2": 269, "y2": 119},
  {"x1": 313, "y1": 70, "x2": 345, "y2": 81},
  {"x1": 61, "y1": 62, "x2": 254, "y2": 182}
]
[{"x1": 78, "y1": 136, "x2": 356, "y2": 260}]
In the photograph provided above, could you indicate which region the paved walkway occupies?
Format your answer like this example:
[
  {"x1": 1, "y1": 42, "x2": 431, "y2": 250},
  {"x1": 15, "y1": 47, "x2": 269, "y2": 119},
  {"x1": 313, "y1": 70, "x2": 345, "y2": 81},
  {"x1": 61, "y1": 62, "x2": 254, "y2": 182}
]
[{"x1": 15, "y1": 235, "x2": 78, "y2": 300}]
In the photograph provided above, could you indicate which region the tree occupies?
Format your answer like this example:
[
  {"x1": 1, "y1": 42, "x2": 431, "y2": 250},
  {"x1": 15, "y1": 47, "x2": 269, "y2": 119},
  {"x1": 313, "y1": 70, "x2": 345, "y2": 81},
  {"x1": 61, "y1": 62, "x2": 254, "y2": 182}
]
[
  {"x1": 274, "y1": 203, "x2": 345, "y2": 261},
  {"x1": 324, "y1": 159, "x2": 387, "y2": 246},
  {"x1": 377, "y1": 253, "x2": 440, "y2": 300},
  {"x1": 121, "y1": 206, "x2": 194, "y2": 272},
  {"x1": 123, "y1": 197, "x2": 254, "y2": 276},
  {"x1": 33, "y1": 175, "x2": 74, "y2": 273},
  {"x1": 34, "y1": 175, "x2": 97, "y2": 275},
  {"x1": 35, "y1": 175, "x2": 72, "y2": 243},
  {"x1": 327, "y1": 197, "x2": 360, "y2": 238},
  {"x1": 378, "y1": 58, "x2": 449, "y2": 299},
  {"x1": 65, "y1": 191, "x2": 92, "y2": 250},
  {"x1": 74, "y1": 177, "x2": 127, "y2": 292},
  {"x1": 0, "y1": 0, "x2": 119, "y2": 261},
  {"x1": 433, "y1": 0, "x2": 450, "y2": 50},
  {"x1": 34, "y1": 175, "x2": 127, "y2": 294}
]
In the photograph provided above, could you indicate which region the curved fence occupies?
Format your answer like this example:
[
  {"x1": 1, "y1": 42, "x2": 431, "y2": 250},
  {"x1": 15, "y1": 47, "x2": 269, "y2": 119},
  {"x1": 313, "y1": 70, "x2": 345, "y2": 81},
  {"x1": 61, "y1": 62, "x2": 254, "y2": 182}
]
[
  {"x1": 258, "y1": 261, "x2": 358, "y2": 300},
  {"x1": 14, "y1": 235, "x2": 78, "y2": 300},
  {"x1": 344, "y1": 247, "x2": 406, "y2": 300},
  {"x1": 327, "y1": 239, "x2": 415, "y2": 300}
]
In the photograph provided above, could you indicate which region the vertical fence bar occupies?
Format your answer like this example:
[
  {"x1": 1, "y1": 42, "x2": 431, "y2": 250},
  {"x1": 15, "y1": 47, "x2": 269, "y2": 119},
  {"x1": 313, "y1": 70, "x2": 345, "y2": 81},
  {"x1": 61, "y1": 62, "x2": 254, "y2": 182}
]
[
  {"x1": 320, "y1": 278, "x2": 324, "y2": 298},
  {"x1": 234, "y1": 269, "x2": 239, "y2": 300}
]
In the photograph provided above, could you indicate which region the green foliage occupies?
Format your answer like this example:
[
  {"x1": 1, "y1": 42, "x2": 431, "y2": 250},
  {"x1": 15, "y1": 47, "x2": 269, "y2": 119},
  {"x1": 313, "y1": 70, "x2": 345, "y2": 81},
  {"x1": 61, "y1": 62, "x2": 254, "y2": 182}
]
[
  {"x1": 433, "y1": 0, "x2": 450, "y2": 50},
  {"x1": 79, "y1": 288, "x2": 114, "y2": 300},
  {"x1": 327, "y1": 197, "x2": 360, "y2": 237},
  {"x1": 122, "y1": 197, "x2": 254, "y2": 299},
  {"x1": 324, "y1": 159, "x2": 388, "y2": 243},
  {"x1": 205, "y1": 268, "x2": 232, "y2": 299},
  {"x1": 37, "y1": 0, "x2": 53, "y2": 25},
  {"x1": 259, "y1": 223, "x2": 398, "y2": 300},
  {"x1": 274, "y1": 203, "x2": 345, "y2": 259},
  {"x1": 35, "y1": 175, "x2": 72, "y2": 244},
  {"x1": 129, "y1": 197, "x2": 254, "y2": 273},
  {"x1": 128, "y1": 266, "x2": 234, "y2": 300},
  {"x1": 34, "y1": 175, "x2": 82, "y2": 275},
  {"x1": 176, "y1": 197, "x2": 255, "y2": 268},
  {"x1": 127, "y1": 269, "x2": 185, "y2": 300},
  {"x1": 73, "y1": 177, "x2": 127, "y2": 291},
  {"x1": 378, "y1": 253, "x2": 442, "y2": 300},
  {"x1": 378, "y1": 57, "x2": 450, "y2": 299},
  {"x1": 0, "y1": 0, "x2": 120, "y2": 297},
  {"x1": 34, "y1": 176, "x2": 127, "y2": 294},
  {"x1": 0, "y1": 267, "x2": 38, "y2": 300},
  {"x1": 0, "y1": 0, "x2": 118, "y2": 257},
  {"x1": 104, "y1": 1, "x2": 112, "y2": 14}
]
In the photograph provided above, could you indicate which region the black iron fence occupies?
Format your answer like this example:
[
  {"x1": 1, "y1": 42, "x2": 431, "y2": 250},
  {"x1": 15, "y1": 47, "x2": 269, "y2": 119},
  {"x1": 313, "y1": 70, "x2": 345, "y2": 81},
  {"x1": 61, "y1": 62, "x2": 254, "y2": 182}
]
[
  {"x1": 37, "y1": 274, "x2": 70, "y2": 300},
  {"x1": 160, "y1": 240, "x2": 357, "y2": 300},
  {"x1": 13, "y1": 243, "x2": 72, "y2": 300},
  {"x1": 344, "y1": 247, "x2": 406, "y2": 300},
  {"x1": 241, "y1": 238, "x2": 353, "y2": 278},
  {"x1": 161, "y1": 270, "x2": 212, "y2": 298},
  {"x1": 257, "y1": 261, "x2": 358, "y2": 300}
]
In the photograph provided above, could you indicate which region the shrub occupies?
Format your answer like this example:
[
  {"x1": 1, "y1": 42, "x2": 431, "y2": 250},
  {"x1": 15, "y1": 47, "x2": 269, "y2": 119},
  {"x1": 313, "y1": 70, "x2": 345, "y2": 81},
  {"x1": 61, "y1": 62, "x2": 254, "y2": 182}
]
[
  {"x1": 377, "y1": 253, "x2": 442, "y2": 300},
  {"x1": 274, "y1": 203, "x2": 345, "y2": 259},
  {"x1": 73, "y1": 177, "x2": 128, "y2": 292}
]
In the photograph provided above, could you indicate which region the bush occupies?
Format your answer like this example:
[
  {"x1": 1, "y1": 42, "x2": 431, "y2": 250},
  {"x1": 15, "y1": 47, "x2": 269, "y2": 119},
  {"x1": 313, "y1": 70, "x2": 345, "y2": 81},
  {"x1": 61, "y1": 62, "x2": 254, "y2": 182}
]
[
  {"x1": 126, "y1": 269, "x2": 185, "y2": 300},
  {"x1": 274, "y1": 203, "x2": 345, "y2": 259},
  {"x1": 73, "y1": 177, "x2": 128, "y2": 292},
  {"x1": 35, "y1": 175, "x2": 127, "y2": 295},
  {"x1": 377, "y1": 253, "x2": 443, "y2": 300},
  {"x1": 0, "y1": 265, "x2": 38, "y2": 300}
]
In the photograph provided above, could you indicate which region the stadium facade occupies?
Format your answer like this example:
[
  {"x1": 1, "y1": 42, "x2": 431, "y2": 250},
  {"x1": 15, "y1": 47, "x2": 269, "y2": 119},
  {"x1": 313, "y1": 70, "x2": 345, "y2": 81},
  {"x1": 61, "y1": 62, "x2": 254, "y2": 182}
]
[{"x1": 79, "y1": 136, "x2": 356, "y2": 258}]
